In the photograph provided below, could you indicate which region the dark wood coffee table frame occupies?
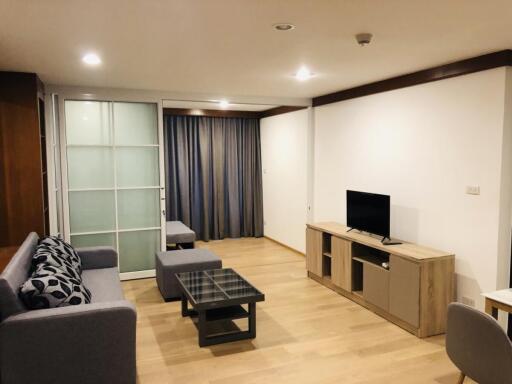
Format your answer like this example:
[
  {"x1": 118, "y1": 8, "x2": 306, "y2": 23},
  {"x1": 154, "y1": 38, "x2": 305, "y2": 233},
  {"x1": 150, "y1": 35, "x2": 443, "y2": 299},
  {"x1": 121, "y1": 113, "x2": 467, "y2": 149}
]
[{"x1": 176, "y1": 269, "x2": 265, "y2": 347}]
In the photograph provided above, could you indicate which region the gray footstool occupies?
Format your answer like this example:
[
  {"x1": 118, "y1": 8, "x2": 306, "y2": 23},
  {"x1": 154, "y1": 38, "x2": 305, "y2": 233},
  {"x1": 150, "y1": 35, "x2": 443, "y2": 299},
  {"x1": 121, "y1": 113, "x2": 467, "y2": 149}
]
[
  {"x1": 156, "y1": 249, "x2": 222, "y2": 300},
  {"x1": 166, "y1": 221, "x2": 196, "y2": 249}
]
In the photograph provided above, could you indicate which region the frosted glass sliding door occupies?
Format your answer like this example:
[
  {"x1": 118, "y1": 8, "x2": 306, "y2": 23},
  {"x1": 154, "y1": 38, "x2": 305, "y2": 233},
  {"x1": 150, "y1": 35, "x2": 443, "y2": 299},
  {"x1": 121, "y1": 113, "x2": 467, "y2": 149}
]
[{"x1": 64, "y1": 100, "x2": 162, "y2": 275}]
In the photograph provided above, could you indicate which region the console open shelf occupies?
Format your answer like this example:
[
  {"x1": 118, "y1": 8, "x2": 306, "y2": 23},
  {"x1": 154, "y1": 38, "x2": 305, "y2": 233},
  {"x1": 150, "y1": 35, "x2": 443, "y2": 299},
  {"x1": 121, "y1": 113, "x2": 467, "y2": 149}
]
[
  {"x1": 352, "y1": 259, "x2": 363, "y2": 292},
  {"x1": 352, "y1": 243, "x2": 389, "y2": 269},
  {"x1": 322, "y1": 254, "x2": 332, "y2": 280},
  {"x1": 322, "y1": 232, "x2": 332, "y2": 279}
]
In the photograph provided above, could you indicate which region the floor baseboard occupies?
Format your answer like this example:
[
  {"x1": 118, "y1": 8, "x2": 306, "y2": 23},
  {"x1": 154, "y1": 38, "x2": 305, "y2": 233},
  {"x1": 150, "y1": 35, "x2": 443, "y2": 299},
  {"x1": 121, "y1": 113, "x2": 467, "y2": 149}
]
[{"x1": 264, "y1": 236, "x2": 305, "y2": 256}]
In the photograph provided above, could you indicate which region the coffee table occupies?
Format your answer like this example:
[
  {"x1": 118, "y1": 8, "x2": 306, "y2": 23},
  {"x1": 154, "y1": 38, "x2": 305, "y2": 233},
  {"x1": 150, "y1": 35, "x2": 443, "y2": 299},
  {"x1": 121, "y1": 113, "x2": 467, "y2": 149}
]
[{"x1": 175, "y1": 268, "x2": 265, "y2": 347}]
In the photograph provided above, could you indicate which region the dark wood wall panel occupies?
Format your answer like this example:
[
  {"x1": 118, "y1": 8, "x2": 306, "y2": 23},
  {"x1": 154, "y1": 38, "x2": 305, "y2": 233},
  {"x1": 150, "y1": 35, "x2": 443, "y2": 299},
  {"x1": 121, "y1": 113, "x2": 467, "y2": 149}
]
[
  {"x1": 0, "y1": 108, "x2": 8, "y2": 242},
  {"x1": 0, "y1": 72, "x2": 45, "y2": 246}
]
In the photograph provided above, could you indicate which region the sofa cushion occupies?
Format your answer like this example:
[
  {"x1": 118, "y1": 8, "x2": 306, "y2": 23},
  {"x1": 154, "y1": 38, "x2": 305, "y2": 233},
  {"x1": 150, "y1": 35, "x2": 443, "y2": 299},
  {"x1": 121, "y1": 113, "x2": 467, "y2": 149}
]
[
  {"x1": 32, "y1": 246, "x2": 82, "y2": 281},
  {"x1": 19, "y1": 266, "x2": 91, "y2": 309},
  {"x1": 38, "y1": 236, "x2": 82, "y2": 273},
  {"x1": 81, "y1": 267, "x2": 124, "y2": 303},
  {"x1": 0, "y1": 233, "x2": 38, "y2": 321}
]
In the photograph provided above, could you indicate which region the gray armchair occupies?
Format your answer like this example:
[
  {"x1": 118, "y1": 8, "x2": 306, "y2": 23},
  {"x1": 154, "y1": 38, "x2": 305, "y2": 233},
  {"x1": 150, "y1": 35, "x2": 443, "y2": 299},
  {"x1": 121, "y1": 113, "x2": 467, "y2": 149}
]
[
  {"x1": 446, "y1": 302, "x2": 512, "y2": 384},
  {"x1": 0, "y1": 233, "x2": 137, "y2": 384}
]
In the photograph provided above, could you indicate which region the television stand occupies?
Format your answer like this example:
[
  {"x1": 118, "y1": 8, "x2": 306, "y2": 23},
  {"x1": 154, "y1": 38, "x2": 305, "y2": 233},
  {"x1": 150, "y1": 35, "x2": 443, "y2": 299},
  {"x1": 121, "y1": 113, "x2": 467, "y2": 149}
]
[{"x1": 306, "y1": 222, "x2": 455, "y2": 338}]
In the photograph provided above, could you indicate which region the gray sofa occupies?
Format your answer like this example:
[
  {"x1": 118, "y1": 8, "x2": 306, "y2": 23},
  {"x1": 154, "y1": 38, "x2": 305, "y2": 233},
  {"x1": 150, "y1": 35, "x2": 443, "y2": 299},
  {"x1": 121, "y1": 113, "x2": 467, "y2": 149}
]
[{"x1": 0, "y1": 233, "x2": 137, "y2": 384}]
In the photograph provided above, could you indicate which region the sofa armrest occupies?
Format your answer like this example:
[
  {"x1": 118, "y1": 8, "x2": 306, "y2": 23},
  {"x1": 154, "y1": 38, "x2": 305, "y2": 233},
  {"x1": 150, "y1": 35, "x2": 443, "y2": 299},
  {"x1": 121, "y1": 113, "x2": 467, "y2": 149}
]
[
  {"x1": 76, "y1": 246, "x2": 118, "y2": 270},
  {"x1": 0, "y1": 301, "x2": 136, "y2": 384}
]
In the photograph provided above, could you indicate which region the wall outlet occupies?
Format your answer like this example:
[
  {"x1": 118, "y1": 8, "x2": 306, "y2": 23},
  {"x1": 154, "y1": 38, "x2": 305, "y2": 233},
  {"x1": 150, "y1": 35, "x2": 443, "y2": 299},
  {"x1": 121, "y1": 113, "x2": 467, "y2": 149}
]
[
  {"x1": 466, "y1": 185, "x2": 480, "y2": 195},
  {"x1": 263, "y1": 221, "x2": 267, "y2": 226},
  {"x1": 461, "y1": 296, "x2": 475, "y2": 307}
]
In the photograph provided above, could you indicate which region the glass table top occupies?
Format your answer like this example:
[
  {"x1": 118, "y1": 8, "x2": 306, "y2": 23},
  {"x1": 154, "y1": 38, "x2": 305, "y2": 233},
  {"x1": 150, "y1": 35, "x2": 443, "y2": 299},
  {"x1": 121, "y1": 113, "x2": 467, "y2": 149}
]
[{"x1": 176, "y1": 268, "x2": 263, "y2": 305}]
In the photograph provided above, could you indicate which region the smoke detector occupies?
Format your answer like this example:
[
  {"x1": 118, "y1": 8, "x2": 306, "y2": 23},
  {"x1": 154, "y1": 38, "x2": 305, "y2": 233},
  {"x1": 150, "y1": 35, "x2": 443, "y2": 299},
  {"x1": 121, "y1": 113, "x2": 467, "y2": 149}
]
[{"x1": 355, "y1": 33, "x2": 373, "y2": 46}]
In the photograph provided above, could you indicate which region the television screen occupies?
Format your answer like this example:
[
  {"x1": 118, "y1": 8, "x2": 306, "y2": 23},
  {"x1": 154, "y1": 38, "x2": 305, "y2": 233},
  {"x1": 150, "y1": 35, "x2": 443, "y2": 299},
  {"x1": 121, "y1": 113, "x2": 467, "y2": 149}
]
[{"x1": 346, "y1": 190, "x2": 390, "y2": 238}]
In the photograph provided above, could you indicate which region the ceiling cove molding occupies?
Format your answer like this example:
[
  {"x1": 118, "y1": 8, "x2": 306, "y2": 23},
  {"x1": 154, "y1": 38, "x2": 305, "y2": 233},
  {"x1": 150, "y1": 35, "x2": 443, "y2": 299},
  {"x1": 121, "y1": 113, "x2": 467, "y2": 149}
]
[
  {"x1": 258, "y1": 105, "x2": 308, "y2": 118},
  {"x1": 313, "y1": 50, "x2": 512, "y2": 107},
  {"x1": 163, "y1": 106, "x2": 308, "y2": 119},
  {"x1": 163, "y1": 107, "x2": 262, "y2": 118}
]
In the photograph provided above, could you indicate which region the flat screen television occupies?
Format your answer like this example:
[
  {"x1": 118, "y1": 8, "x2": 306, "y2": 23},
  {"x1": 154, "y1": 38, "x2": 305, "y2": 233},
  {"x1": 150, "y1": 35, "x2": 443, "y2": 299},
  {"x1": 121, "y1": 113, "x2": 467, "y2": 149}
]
[{"x1": 346, "y1": 190, "x2": 390, "y2": 240}]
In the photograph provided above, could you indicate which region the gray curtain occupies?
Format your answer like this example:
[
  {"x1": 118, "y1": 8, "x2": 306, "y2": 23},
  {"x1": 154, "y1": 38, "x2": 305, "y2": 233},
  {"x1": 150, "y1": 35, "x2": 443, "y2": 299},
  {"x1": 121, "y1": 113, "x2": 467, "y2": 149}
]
[{"x1": 164, "y1": 115, "x2": 264, "y2": 241}]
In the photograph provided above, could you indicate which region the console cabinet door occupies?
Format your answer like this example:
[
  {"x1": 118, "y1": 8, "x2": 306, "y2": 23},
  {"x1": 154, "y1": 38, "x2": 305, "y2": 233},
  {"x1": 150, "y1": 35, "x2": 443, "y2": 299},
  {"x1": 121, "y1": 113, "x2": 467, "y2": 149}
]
[
  {"x1": 389, "y1": 255, "x2": 420, "y2": 327},
  {"x1": 306, "y1": 228, "x2": 322, "y2": 276},
  {"x1": 332, "y1": 237, "x2": 351, "y2": 291},
  {"x1": 363, "y1": 262, "x2": 390, "y2": 311}
]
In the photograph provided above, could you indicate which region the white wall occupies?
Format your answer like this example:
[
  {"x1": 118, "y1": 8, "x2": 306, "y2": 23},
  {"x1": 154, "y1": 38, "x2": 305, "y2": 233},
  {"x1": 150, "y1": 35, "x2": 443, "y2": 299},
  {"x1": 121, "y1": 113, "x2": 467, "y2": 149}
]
[
  {"x1": 497, "y1": 67, "x2": 512, "y2": 292},
  {"x1": 261, "y1": 109, "x2": 310, "y2": 253},
  {"x1": 313, "y1": 68, "x2": 512, "y2": 316}
]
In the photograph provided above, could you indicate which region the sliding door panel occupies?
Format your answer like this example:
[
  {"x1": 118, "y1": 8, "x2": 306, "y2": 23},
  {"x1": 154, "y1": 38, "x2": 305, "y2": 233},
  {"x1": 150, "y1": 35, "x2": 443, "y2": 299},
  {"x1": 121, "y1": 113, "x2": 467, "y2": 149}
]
[
  {"x1": 69, "y1": 190, "x2": 116, "y2": 233},
  {"x1": 64, "y1": 100, "x2": 162, "y2": 276},
  {"x1": 65, "y1": 101, "x2": 111, "y2": 145},
  {"x1": 67, "y1": 147, "x2": 114, "y2": 189},
  {"x1": 119, "y1": 230, "x2": 160, "y2": 273},
  {"x1": 116, "y1": 147, "x2": 159, "y2": 187},
  {"x1": 117, "y1": 189, "x2": 160, "y2": 229},
  {"x1": 113, "y1": 102, "x2": 158, "y2": 145},
  {"x1": 71, "y1": 233, "x2": 116, "y2": 248}
]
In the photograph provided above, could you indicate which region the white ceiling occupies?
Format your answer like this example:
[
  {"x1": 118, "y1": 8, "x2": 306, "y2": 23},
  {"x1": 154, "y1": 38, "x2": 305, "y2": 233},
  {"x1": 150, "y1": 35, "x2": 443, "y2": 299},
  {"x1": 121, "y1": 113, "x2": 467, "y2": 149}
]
[
  {"x1": 162, "y1": 100, "x2": 275, "y2": 111},
  {"x1": 1, "y1": 0, "x2": 512, "y2": 101}
]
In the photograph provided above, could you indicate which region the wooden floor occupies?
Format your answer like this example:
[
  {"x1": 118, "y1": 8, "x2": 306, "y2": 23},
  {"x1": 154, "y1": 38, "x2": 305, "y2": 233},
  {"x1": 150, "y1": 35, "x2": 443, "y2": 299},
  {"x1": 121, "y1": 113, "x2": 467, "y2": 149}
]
[{"x1": 123, "y1": 237, "x2": 467, "y2": 384}]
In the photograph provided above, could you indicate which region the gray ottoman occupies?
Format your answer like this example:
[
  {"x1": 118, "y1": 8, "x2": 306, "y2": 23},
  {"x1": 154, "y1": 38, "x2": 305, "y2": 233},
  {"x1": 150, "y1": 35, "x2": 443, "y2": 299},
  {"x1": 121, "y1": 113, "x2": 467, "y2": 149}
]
[
  {"x1": 156, "y1": 249, "x2": 222, "y2": 300},
  {"x1": 166, "y1": 221, "x2": 196, "y2": 249}
]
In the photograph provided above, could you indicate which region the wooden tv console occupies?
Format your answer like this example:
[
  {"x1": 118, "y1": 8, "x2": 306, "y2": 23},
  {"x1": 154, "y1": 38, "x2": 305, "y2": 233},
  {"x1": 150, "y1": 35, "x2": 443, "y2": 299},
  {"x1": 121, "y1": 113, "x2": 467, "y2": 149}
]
[{"x1": 306, "y1": 222, "x2": 455, "y2": 338}]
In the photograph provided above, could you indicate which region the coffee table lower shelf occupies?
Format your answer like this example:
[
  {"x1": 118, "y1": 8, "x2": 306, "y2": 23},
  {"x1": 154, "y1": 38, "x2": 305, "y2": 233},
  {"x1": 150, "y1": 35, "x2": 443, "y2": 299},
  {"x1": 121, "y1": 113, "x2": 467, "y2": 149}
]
[{"x1": 181, "y1": 296, "x2": 256, "y2": 347}]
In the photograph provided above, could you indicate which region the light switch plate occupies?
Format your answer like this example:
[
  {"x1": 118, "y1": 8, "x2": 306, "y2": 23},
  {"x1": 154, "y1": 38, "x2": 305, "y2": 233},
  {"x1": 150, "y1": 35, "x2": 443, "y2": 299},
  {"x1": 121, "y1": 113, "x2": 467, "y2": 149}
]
[{"x1": 466, "y1": 185, "x2": 480, "y2": 195}]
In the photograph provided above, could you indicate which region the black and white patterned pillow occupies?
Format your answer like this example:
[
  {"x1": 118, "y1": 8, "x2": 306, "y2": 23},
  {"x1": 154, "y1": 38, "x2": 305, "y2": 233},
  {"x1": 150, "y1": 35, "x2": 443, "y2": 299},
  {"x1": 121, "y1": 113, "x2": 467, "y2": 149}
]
[
  {"x1": 32, "y1": 246, "x2": 82, "y2": 282},
  {"x1": 19, "y1": 266, "x2": 91, "y2": 309},
  {"x1": 60, "y1": 282, "x2": 92, "y2": 306},
  {"x1": 38, "y1": 236, "x2": 82, "y2": 273}
]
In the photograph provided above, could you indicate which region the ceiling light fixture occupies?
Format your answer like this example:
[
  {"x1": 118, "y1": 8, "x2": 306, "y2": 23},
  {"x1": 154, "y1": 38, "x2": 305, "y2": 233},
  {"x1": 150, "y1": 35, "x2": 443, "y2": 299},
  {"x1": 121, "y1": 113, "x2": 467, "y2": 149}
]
[
  {"x1": 82, "y1": 53, "x2": 101, "y2": 66},
  {"x1": 219, "y1": 100, "x2": 230, "y2": 109},
  {"x1": 295, "y1": 66, "x2": 313, "y2": 81},
  {"x1": 273, "y1": 23, "x2": 295, "y2": 31}
]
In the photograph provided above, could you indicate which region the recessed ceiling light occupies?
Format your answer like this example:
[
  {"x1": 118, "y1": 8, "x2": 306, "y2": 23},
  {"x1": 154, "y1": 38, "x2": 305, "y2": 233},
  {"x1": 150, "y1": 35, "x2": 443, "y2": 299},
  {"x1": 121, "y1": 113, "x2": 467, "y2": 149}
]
[
  {"x1": 273, "y1": 23, "x2": 295, "y2": 31},
  {"x1": 295, "y1": 66, "x2": 313, "y2": 81},
  {"x1": 355, "y1": 33, "x2": 373, "y2": 46},
  {"x1": 82, "y1": 53, "x2": 101, "y2": 66},
  {"x1": 219, "y1": 100, "x2": 230, "y2": 109}
]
